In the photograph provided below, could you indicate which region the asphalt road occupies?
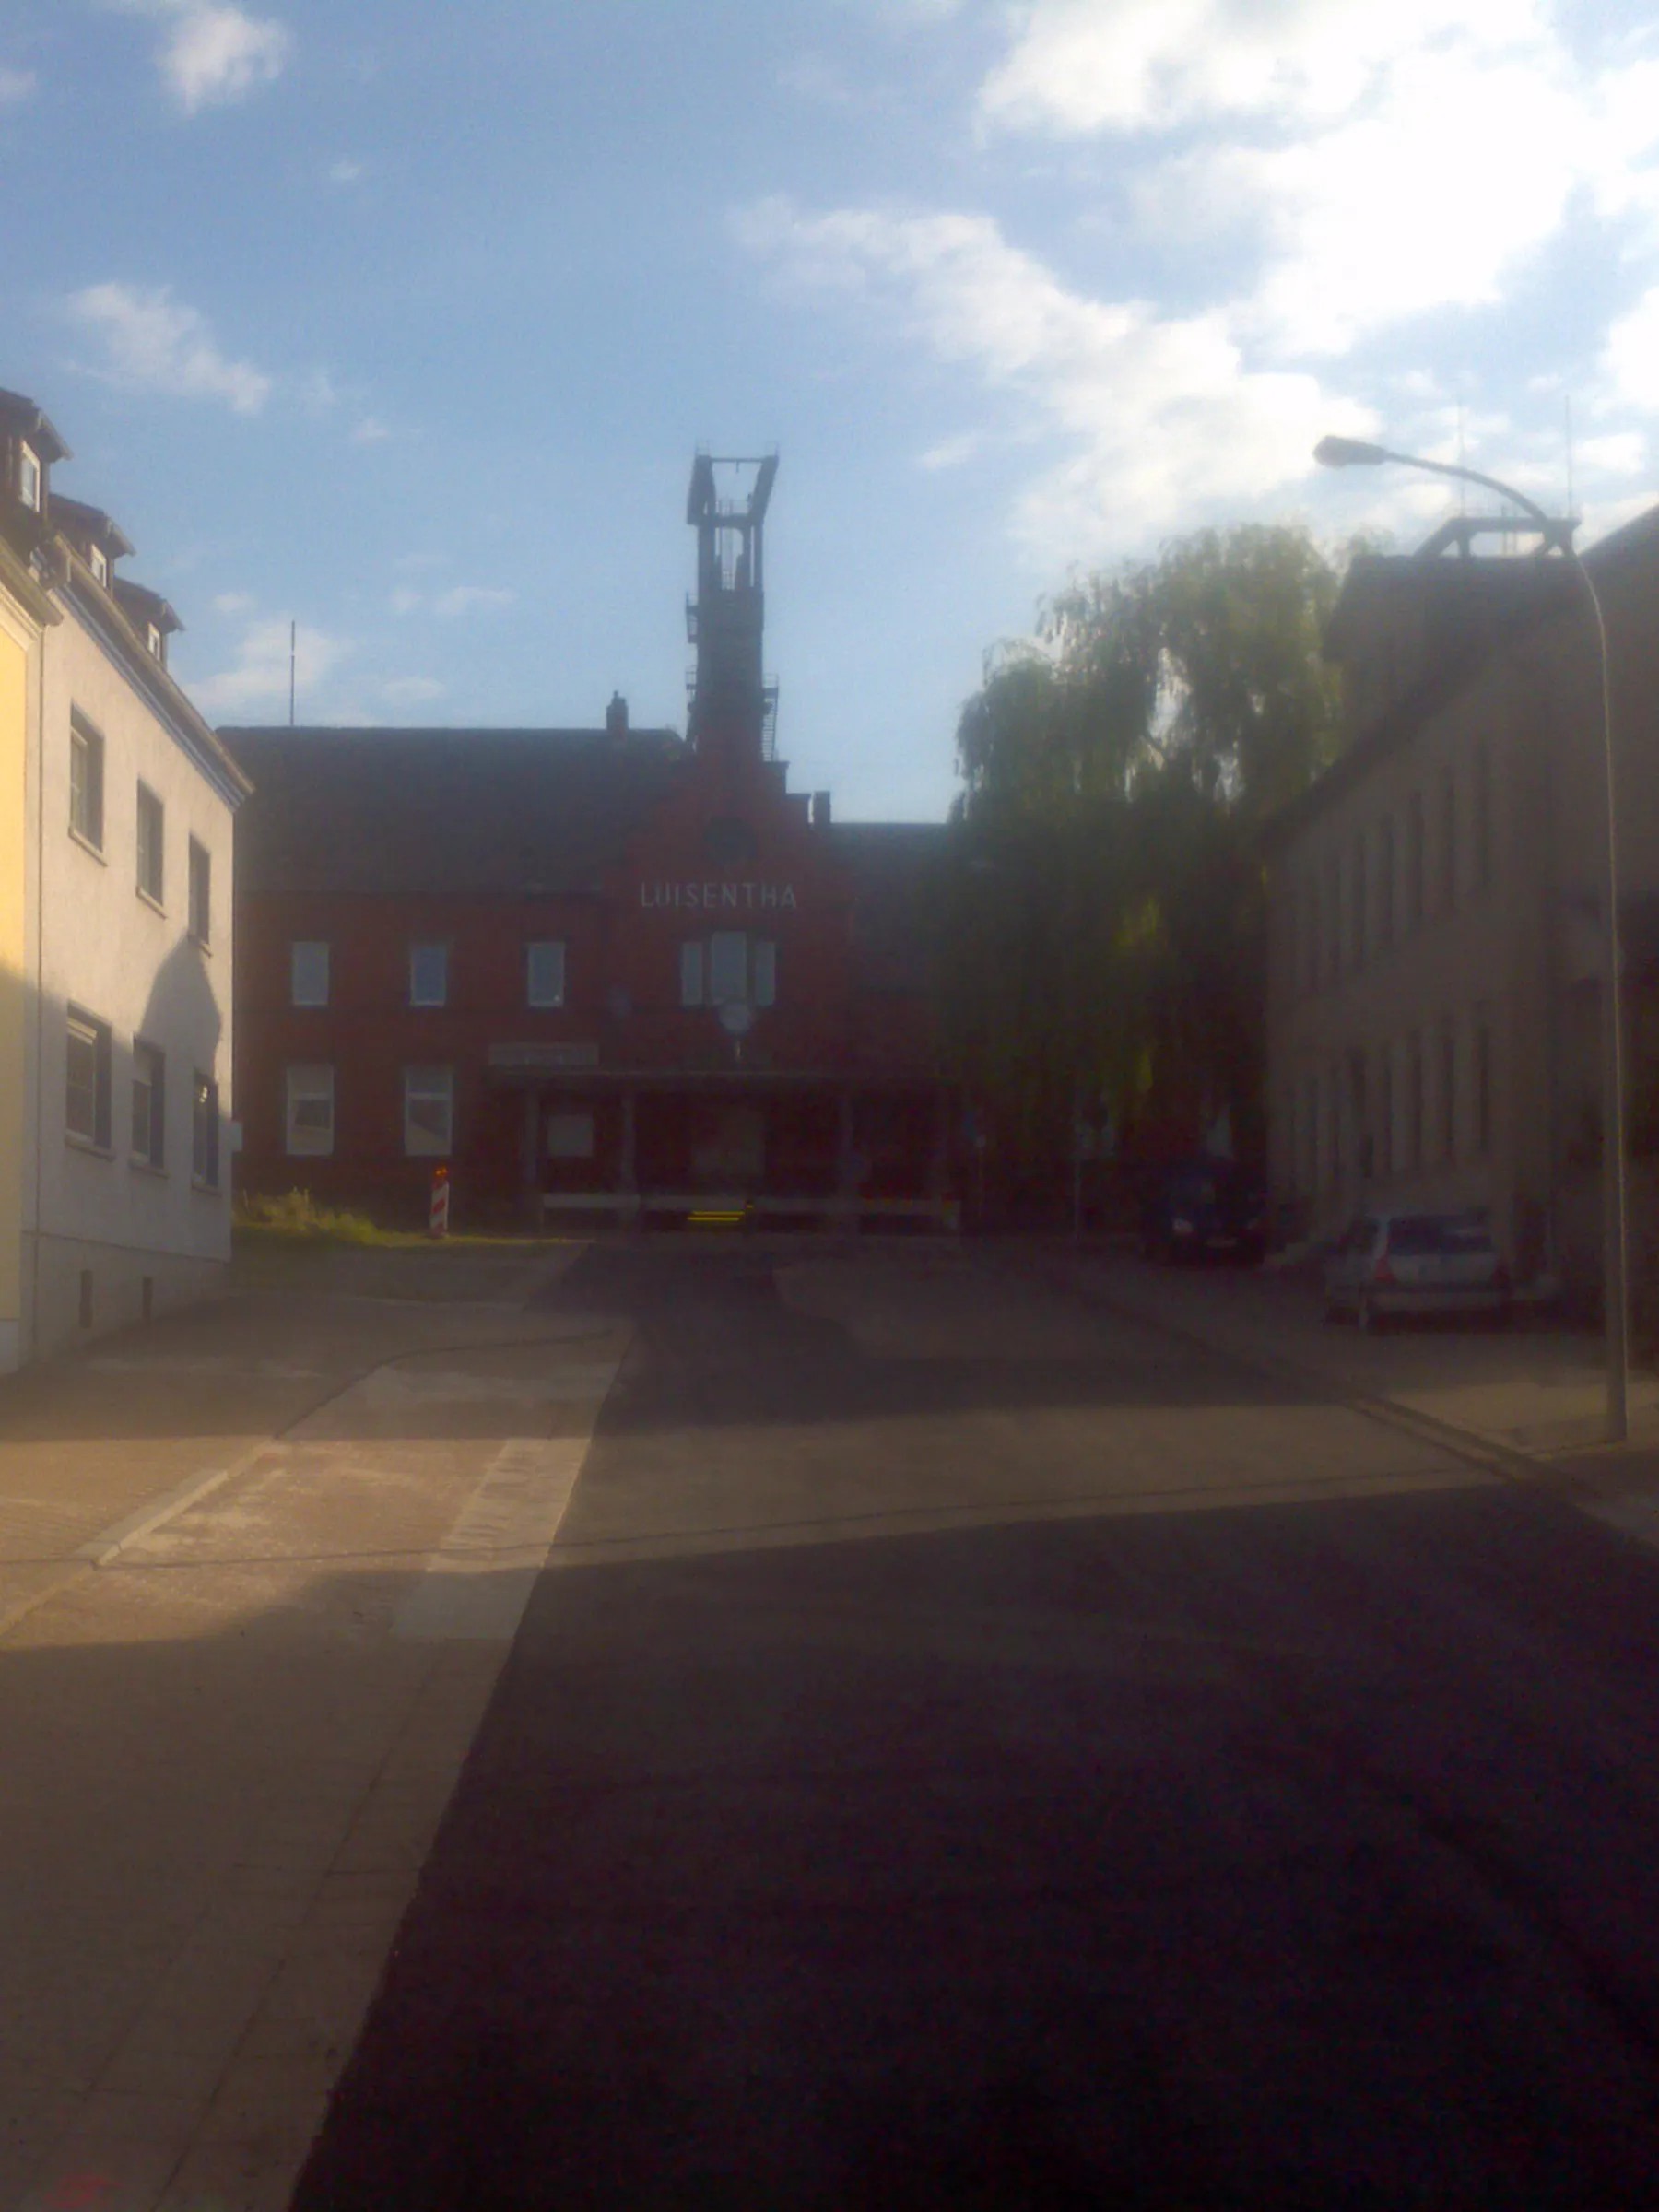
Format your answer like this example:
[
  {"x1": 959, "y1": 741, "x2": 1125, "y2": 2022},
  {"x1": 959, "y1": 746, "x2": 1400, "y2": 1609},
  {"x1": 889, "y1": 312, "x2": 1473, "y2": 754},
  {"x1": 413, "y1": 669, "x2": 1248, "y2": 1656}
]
[{"x1": 290, "y1": 1243, "x2": 1659, "y2": 2210}]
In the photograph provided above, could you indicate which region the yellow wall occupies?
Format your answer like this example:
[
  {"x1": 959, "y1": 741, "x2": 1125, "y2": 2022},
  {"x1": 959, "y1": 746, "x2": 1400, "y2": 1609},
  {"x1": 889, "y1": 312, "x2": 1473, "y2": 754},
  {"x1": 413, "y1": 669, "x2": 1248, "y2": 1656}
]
[{"x1": 0, "y1": 624, "x2": 26, "y2": 1337}]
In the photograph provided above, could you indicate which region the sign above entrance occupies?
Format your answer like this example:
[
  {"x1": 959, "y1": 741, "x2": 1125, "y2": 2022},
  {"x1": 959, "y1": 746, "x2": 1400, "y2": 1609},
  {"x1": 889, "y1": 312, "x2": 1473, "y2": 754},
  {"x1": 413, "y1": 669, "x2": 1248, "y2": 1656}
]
[
  {"x1": 488, "y1": 1041, "x2": 600, "y2": 1070},
  {"x1": 641, "y1": 882, "x2": 797, "y2": 912}
]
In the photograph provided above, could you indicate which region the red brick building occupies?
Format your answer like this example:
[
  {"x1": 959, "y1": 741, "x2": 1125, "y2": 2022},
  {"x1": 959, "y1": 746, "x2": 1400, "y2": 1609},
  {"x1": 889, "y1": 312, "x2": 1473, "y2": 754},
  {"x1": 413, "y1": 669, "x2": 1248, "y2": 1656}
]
[{"x1": 227, "y1": 456, "x2": 957, "y2": 1230}]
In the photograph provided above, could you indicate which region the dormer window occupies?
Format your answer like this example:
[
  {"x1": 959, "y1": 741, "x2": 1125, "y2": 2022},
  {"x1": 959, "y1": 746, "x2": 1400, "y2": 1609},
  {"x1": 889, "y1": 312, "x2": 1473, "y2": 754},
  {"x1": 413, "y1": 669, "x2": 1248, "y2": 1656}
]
[
  {"x1": 146, "y1": 623, "x2": 162, "y2": 662},
  {"x1": 88, "y1": 543, "x2": 108, "y2": 587},
  {"x1": 18, "y1": 442, "x2": 41, "y2": 512}
]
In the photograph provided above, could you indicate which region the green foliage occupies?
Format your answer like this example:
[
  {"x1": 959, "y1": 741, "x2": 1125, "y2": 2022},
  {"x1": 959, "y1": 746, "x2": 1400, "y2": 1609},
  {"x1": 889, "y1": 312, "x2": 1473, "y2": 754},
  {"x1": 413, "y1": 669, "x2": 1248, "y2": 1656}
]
[
  {"x1": 233, "y1": 1188, "x2": 384, "y2": 1242},
  {"x1": 945, "y1": 522, "x2": 1347, "y2": 1181}
]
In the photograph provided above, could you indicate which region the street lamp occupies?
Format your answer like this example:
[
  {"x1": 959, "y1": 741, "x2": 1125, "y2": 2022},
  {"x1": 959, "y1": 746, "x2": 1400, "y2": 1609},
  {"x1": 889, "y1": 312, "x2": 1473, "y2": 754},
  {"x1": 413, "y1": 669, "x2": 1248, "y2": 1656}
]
[{"x1": 1314, "y1": 434, "x2": 1629, "y2": 1441}]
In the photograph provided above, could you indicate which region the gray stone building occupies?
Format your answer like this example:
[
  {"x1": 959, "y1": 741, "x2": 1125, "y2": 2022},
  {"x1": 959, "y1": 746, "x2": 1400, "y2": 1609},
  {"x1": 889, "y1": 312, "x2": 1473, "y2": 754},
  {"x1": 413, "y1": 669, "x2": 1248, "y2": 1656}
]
[{"x1": 1265, "y1": 500, "x2": 1659, "y2": 1307}]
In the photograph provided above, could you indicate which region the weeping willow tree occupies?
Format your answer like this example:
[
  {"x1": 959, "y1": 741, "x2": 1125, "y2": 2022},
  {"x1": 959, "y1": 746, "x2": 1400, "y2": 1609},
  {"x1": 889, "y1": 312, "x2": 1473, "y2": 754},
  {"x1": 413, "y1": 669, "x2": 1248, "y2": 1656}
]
[{"x1": 942, "y1": 522, "x2": 1347, "y2": 1188}]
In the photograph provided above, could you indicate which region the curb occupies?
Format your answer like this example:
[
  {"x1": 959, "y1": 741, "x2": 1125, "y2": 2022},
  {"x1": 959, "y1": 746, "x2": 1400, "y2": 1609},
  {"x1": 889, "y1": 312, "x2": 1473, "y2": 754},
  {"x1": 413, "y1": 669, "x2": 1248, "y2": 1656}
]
[
  {"x1": 0, "y1": 1272, "x2": 600, "y2": 1642},
  {"x1": 1018, "y1": 1251, "x2": 1582, "y2": 1499}
]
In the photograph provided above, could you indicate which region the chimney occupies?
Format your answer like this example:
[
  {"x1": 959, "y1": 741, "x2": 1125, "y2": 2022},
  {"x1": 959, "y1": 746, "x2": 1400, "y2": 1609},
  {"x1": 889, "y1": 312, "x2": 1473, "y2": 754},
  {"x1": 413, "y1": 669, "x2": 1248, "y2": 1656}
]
[
  {"x1": 606, "y1": 691, "x2": 629, "y2": 743},
  {"x1": 811, "y1": 790, "x2": 831, "y2": 829}
]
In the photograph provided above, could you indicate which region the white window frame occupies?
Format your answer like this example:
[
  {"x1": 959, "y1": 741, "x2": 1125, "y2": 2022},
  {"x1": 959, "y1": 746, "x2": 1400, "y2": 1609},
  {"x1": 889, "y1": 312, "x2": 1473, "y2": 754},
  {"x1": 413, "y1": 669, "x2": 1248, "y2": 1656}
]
[
  {"x1": 18, "y1": 441, "x2": 40, "y2": 512},
  {"x1": 709, "y1": 931, "x2": 747, "y2": 1006},
  {"x1": 65, "y1": 1006, "x2": 112, "y2": 1152},
  {"x1": 131, "y1": 1040, "x2": 166, "y2": 1169},
  {"x1": 409, "y1": 942, "x2": 449, "y2": 1008},
  {"x1": 290, "y1": 941, "x2": 330, "y2": 1007},
  {"x1": 525, "y1": 939, "x2": 566, "y2": 1009},
  {"x1": 683, "y1": 934, "x2": 776, "y2": 1011},
  {"x1": 403, "y1": 1065, "x2": 453, "y2": 1157},
  {"x1": 188, "y1": 837, "x2": 211, "y2": 947},
  {"x1": 285, "y1": 1064, "x2": 335, "y2": 1157},
  {"x1": 679, "y1": 941, "x2": 705, "y2": 1007},
  {"x1": 146, "y1": 622, "x2": 163, "y2": 662},
  {"x1": 88, "y1": 542, "x2": 108, "y2": 587},
  {"x1": 193, "y1": 1071, "x2": 220, "y2": 1189},
  {"x1": 136, "y1": 782, "x2": 165, "y2": 907},
  {"x1": 69, "y1": 714, "x2": 104, "y2": 853}
]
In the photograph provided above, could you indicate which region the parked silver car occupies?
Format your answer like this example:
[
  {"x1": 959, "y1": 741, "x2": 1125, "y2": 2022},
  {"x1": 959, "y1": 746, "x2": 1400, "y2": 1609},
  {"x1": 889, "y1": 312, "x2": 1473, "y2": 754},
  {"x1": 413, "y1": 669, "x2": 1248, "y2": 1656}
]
[{"x1": 1323, "y1": 1209, "x2": 1512, "y2": 1332}]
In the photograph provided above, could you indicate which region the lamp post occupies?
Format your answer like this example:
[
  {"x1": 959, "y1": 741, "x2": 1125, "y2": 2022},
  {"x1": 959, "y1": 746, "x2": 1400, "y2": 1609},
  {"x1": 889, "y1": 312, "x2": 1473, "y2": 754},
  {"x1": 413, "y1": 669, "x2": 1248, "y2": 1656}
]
[{"x1": 1314, "y1": 435, "x2": 1627, "y2": 1441}]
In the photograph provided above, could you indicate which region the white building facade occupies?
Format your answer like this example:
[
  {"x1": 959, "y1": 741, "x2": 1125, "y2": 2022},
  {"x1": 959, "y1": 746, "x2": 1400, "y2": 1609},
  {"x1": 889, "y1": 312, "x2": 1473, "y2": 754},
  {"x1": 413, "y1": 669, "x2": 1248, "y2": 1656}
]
[
  {"x1": 1265, "y1": 505, "x2": 1659, "y2": 1309},
  {"x1": 0, "y1": 389, "x2": 250, "y2": 1369}
]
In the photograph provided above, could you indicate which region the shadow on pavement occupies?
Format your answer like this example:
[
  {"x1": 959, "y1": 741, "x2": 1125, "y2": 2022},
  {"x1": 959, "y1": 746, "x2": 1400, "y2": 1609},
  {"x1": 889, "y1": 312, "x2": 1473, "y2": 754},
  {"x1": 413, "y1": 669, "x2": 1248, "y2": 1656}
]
[{"x1": 278, "y1": 1243, "x2": 1659, "y2": 2211}]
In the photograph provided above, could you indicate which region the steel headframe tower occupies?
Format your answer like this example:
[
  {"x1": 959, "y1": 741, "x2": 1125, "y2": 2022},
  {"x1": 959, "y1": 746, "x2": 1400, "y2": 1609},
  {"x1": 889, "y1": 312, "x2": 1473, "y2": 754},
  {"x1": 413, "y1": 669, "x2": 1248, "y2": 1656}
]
[{"x1": 686, "y1": 451, "x2": 779, "y2": 770}]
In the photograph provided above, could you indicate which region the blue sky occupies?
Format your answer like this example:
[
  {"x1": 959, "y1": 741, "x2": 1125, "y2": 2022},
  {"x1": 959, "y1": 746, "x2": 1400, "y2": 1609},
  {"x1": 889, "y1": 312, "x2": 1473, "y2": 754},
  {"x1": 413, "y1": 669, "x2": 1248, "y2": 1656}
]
[{"x1": 5, "y1": 0, "x2": 1659, "y2": 821}]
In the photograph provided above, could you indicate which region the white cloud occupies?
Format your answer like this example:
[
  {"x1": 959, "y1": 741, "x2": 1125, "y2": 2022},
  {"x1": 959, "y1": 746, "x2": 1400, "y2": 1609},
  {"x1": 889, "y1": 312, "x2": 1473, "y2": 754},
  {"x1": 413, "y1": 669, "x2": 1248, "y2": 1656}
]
[
  {"x1": 432, "y1": 584, "x2": 515, "y2": 618},
  {"x1": 389, "y1": 587, "x2": 422, "y2": 615},
  {"x1": 1146, "y1": 54, "x2": 1618, "y2": 358},
  {"x1": 918, "y1": 431, "x2": 982, "y2": 470},
  {"x1": 188, "y1": 617, "x2": 351, "y2": 716},
  {"x1": 351, "y1": 415, "x2": 392, "y2": 443},
  {"x1": 157, "y1": 3, "x2": 289, "y2": 114},
  {"x1": 0, "y1": 66, "x2": 37, "y2": 105},
  {"x1": 300, "y1": 367, "x2": 340, "y2": 412},
  {"x1": 382, "y1": 676, "x2": 444, "y2": 705},
  {"x1": 329, "y1": 157, "x2": 365, "y2": 184},
  {"x1": 978, "y1": 0, "x2": 1550, "y2": 137},
  {"x1": 738, "y1": 198, "x2": 1364, "y2": 559},
  {"x1": 66, "y1": 283, "x2": 272, "y2": 414},
  {"x1": 212, "y1": 589, "x2": 254, "y2": 614},
  {"x1": 1602, "y1": 286, "x2": 1659, "y2": 414}
]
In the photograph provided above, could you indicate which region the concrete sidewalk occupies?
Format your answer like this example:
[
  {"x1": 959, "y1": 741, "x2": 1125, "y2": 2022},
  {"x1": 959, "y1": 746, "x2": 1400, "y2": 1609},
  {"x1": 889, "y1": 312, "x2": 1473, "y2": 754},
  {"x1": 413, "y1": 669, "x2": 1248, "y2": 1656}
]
[
  {"x1": 0, "y1": 1238, "x2": 619, "y2": 2212},
  {"x1": 1022, "y1": 1241, "x2": 1659, "y2": 1486},
  {"x1": 0, "y1": 1241, "x2": 580, "y2": 1638}
]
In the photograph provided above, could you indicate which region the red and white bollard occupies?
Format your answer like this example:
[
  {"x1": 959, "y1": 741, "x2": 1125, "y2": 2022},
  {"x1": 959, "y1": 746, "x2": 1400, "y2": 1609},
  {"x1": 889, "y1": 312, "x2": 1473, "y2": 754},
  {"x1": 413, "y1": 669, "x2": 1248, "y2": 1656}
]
[{"x1": 429, "y1": 1165, "x2": 451, "y2": 1239}]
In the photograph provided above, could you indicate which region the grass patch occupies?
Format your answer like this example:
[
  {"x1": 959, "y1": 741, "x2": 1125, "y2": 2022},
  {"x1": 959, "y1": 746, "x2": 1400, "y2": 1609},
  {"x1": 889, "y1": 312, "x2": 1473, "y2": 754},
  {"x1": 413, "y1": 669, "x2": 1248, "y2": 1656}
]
[{"x1": 234, "y1": 1190, "x2": 407, "y2": 1246}]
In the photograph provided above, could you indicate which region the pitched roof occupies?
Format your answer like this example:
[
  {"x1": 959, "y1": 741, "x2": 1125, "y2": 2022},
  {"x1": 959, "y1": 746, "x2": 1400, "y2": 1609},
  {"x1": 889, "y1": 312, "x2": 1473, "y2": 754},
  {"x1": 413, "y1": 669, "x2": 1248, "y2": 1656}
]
[
  {"x1": 831, "y1": 820, "x2": 951, "y2": 991},
  {"x1": 224, "y1": 724, "x2": 688, "y2": 898},
  {"x1": 51, "y1": 494, "x2": 135, "y2": 562},
  {"x1": 0, "y1": 387, "x2": 69, "y2": 465}
]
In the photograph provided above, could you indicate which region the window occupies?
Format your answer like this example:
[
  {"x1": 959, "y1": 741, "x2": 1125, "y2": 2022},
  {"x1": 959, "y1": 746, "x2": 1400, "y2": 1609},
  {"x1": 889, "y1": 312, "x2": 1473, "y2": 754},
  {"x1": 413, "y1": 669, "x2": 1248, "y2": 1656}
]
[
  {"x1": 679, "y1": 941, "x2": 705, "y2": 1007},
  {"x1": 193, "y1": 1073, "x2": 219, "y2": 1188},
  {"x1": 146, "y1": 622, "x2": 162, "y2": 662},
  {"x1": 136, "y1": 783, "x2": 164, "y2": 905},
  {"x1": 131, "y1": 1041, "x2": 165, "y2": 1168},
  {"x1": 409, "y1": 942, "x2": 448, "y2": 1006},
  {"x1": 290, "y1": 941, "x2": 329, "y2": 1006},
  {"x1": 1474, "y1": 741, "x2": 1492, "y2": 894},
  {"x1": 70, "y1": 715, "x2": 104, "y2": 851},
  {"x1": 65, "y1": 1006, "x2": 112, "y2": 1150},
  {"x1": 1440, "y1": 1021, "x2": 1457, "y2": 1160},
  {"x1": 88, "y1": 542, "x2": 108, "y2": 587},
  {"x1": 285, "y1": 1064, "x2": 335, "y2": 1156},
  {"x1": 709, "y1": 931, "x2": 747, "y2": 1005},
  {"x1": 683, "y1": 933, "x2": 778, "y2": 1012},
  {"x1": 1378, "y1": 817, "x2": 1395, "y2": 949},
  {"x1": 1441, "y1": 769, "x2": 1457, "y2": 914},
  {"x1": 18, "y1": 442, "x2": 41, "y2": 512},
  {"x1": 404, "y1": 1065, "x2": 453, "y2": 1156},
  {"x1": 1406, "y1": 791, "x2": 1424, "y2": 930},
  {"x1": 525, "y1": 940, "x2": 566, "y2": 1008},
  {"x1": 188, "y1": 838, "x2": 211, "y2": 945},
  {"x1": 1474, "y1": 1016, "x2": 1492, "y2": 1158}
]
